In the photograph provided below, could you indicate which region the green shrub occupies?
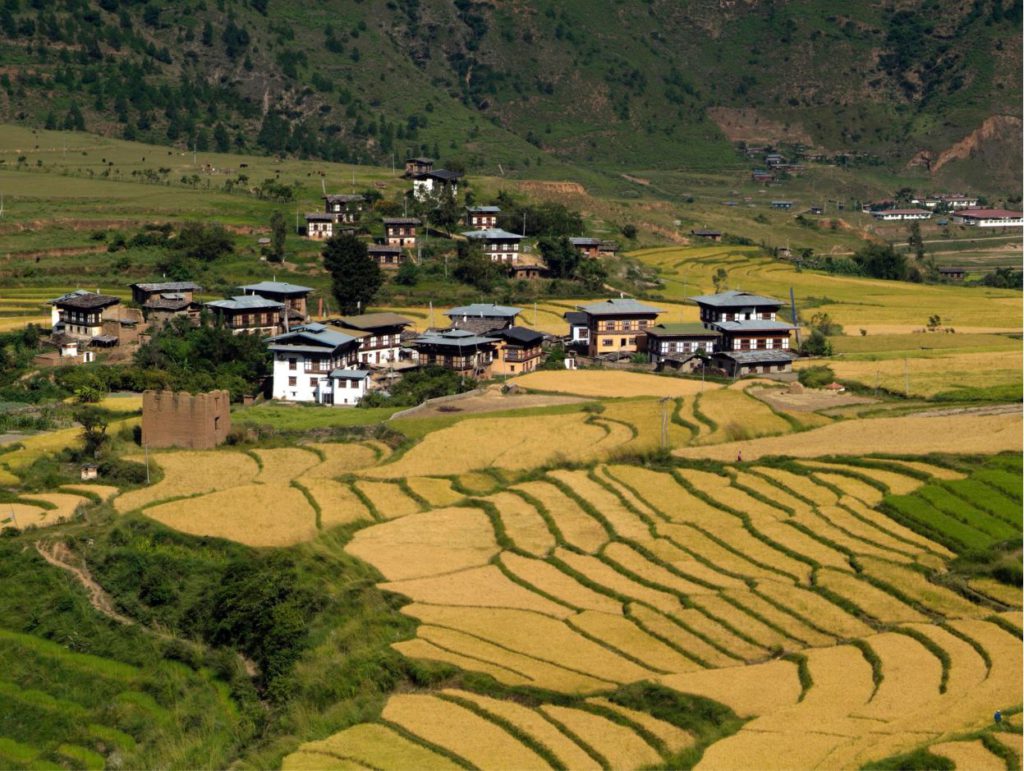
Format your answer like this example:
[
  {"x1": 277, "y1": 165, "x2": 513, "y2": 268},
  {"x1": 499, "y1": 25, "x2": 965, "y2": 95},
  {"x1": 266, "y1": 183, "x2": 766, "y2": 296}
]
[{"x1": 798, "y1": 365, "x2": 835, "y2": 388}]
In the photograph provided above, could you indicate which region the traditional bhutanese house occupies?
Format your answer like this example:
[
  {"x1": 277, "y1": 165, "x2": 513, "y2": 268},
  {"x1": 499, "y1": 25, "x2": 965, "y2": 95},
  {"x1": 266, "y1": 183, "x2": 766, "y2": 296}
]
[
  {"x1": 305, "y1": 212, "x2": 356, "y2": 240},
  {"x1": 205, "y1": 295, "x2": 285, "y2": 336},
  {"x1": 870, "y1": 208, "x2": 932, "y2": 221},
  {"x1": 445, "y1": 303, "x2": 521, "y2": 335},
  {"x1": 410, "y1": 329, "x2": 498, "y2": 377},
  {"x1": 564, "y1": 311, "x2": 590, "y2": 348},
  {"x1": 49, "y1": 289, "x2": 91, "y2": 329},
  {"x1": 770, "y1": 200, "x2": 794, "y2": 210},
  {"x1": 690, "y1": 229, "x2": 722, "y2": 242},
  {"x1": 462, "y1": 228, "x2": 524, "y2": 263},
  {"x1": 751, "y1": 170, "x2": 775, "y2": 183},
  {"x1": 404, "y1": 157, "x2": 434, "y2": 177},
  {"x1": 950, "y1": 208, "x2": 1024, "y2": 228},
  {"x1": 690, "y1": 289, "x2": 796, "y2": 375},
  {"x1": 240, "y1": 281, "x2": 313, "y2": 323},
  {"x1": 692, "y1": 289, "x2": 784, "y2": 327},
  {"x1": 131, "y1": 281, "x2": 201, "y2": 306},
  {"x1": 508, "y1": 259, "x2": 548, "y2": 281},
  {"x1": 331, "y1": 312, "x2": 413, "y2": 367},
  {"x1": 267, "y1": 323, "x2": 363, "y2": 404},
  {"x1": 712, "y1": 349, "x2": 798, "y2": 378},
  {"x1": 578, "y1": 298, "x2": 663, "y2": 357},
  {"x1": 487, "y1": 327, "x2": 544, "y2": 376},
  {"x1": 765, "y1": 153, "x2": 785, "y2": 167},
  {"x1": 100, "y1": 306, "x2": 145, "y2": 348},
  {"x1": 643, "y1": 323, "x2": 720, "y2": 370},
  {"x1": 50, "y1": 291, "x2": 121, "y2": 341},
  {"x1": 368, "y1": 244, "x2": 405, "y2": 270},
  {"x1": 938, "y1": 266, "x2": 967, "y2": 281},
  {"x1": 323, "y1": 194, "x2": 365, "y2": 224},
  {"x1": 131, "y1": 281, "x2": 203, "y2": 325},
  {"x1": 569, "y1": 237, "x2": 602, "y2": 258},
  {"x1": 383, "y1": 217, "x2": 420, "y2": 249},
  {"x1": 412, "y1": 169, "x2": 463, "y2": 201},
  {"x1": 466, "y1": 206, "x2": 500, "y2": 229},
  {"x1": 598, "y1": 240, "x2": 619, "y2": 258}
]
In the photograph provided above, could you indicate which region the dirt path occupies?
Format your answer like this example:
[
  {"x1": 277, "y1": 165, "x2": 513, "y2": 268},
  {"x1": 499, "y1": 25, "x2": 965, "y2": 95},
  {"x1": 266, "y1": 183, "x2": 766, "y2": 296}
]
[{"x1": 35, "y1": 540, "x2": 136, "y2": 626}]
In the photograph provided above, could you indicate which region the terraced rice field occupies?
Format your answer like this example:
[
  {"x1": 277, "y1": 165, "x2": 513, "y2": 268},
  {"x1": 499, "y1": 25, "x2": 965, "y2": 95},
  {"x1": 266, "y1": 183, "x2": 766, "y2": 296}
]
[{"x1": 512, "y1": 369, "x2": 717, "y2": 398}]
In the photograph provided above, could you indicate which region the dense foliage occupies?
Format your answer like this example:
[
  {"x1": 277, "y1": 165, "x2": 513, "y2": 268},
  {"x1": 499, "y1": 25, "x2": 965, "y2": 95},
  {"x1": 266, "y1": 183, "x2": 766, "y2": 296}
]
[
  {"x1": 322, "y1": 233, "x2": 384, "y2": 314},
  {"x1": 361, "y1": 366, "x2": 476, "y2": 407}
]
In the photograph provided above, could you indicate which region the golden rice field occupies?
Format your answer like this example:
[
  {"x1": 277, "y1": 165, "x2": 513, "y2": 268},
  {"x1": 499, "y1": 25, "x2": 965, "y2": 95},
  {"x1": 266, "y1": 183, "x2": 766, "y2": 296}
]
[{"x1": 512, "y1": 369, "x2": 718, "y2": 398}]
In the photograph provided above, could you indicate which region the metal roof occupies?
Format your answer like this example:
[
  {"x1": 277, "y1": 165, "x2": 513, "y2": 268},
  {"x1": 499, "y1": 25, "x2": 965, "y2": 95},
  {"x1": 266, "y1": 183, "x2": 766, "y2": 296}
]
[
  {"x1": 564, "y1": 311, "x2": 588, "y2": 325},
  {"x1": 446, "y1": 303, "x2": 522, "y2": 318},
  {"x1": 383, "y1": 217, "x2": 421, "y2": 225},
  {"x1": 368, "y1": 244, "x2": 402, "y2": 254},
  {"x1": 239, "y1": 281, "x2": 313, "y2": 296},
  {"x1": 415, "y1": 169, "x2": 463, "y2": 181},
  {"x1": 131, "y1": 281, "x2": 202, "y2": 293},
  {"x1": 323, "y1": 194, "x2": 364, "y2": 203},
  {"x1": 954, "y1": 208, "x2": 1022, "y2": 218},
  {"x1": 328, "y1": 368, "x2": 371, "y2": 380},
  {"x1": 714, "y1": 350, "x2": 797, "y2": 364},
  {"x1": 206, "y1": 295, "x2": 284, "y2": 311},
  {"x1": 467, "y1": 206, "x2": 501, "y2": 213},
  {"x1": 412, "y1": 330, "x2": 498, "y2": 347},
  {"x1": 715, "y1": 320, "x2": 795, "y2": 332},
  {"x1": 53, "y1": 293, "x2": 121, "y2": 310},
  {"x1": 689, "y1": 290, "x2": 783, "y2": 308},
  {"x1": 578, "y1": 298, "x2": 663, "y2": 317},
  {"x1": 488, "y1": 326, "x2": 544, "y2": 345},
  {"x1": 332, "y1": 313, "x2": 413, "y2": 330},
  {"x1": 646, "y1": 323, "x2": 720, "y2": 337},
  {"x1": 267, "y1": 324, "x2": 358, "y2": 350},
  {"x1": 48, "y1": 289, "x2": 91, "y2": 305},
  {"x1": 462, "y1": 228, "x2": 523, "y2": 240},
  {"x1": 569, "y1": 237, "x2": 601, "y2": 246}
]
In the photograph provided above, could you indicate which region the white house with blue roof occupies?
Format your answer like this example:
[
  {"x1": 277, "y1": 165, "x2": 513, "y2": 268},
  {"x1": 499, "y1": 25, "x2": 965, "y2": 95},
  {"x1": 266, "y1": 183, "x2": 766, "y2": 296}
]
[
  {"x1": 461, "y1": 228, "x2": 524, "y2": 263},
  {"x1": 267, "y1": 323, "x2": 368, "y2": 405}
]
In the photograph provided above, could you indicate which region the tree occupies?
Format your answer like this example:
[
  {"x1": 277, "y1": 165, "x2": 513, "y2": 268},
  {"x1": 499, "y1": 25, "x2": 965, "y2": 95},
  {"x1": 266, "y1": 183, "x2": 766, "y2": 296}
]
[
  {"x1": 76, "y1": 406, "x2": 109, "y2": 458},
  {"x1": 174, "y1": 222, "x2": 234, "y2": 262},
  {"x1": 712, "y1": 267, "x2": 728, "y2": 292},
  {"x1": 425, "y1": 186, "x2": 460, "y2": 235},
  {"x1": 322, "y1": 234, "x2": 383, "y2": 314},
  {"x1": 621, "y1": 223, "x2": 637, "y2": 240},
  {"x1": 907, "y1": 222, "x2": 925, "y2": 260},
  {"x1": 394, "y1": 261, "x2": 419, "y2": 286},
  {"x1": 453, "y1": 240, "x2": 500, "y2": 291},
  {"x1": 538, "y1": 236, "x2": 580, "y2": 279},
  {"x1": 799, "y1": 329, "x2": 833, "y2": 356},
  {"x1": 852, "y1": 243, "x2": 907, "y2": 280},
  {"x1": 269, "y1": 211, "x2": 287, "y2": 262},
  {"x1": 575, "y1": 257, "x2": 608, "y2": 291},
  {"x1": 213, "y1": 123, "x2": 231, "y2": 153}
]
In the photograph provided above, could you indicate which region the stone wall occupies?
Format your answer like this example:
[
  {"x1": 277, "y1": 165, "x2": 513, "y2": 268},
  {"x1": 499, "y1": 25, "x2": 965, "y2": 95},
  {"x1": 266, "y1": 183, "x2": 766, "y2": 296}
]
[{"x1": 142, "y1": 389, "x2": 231, "y2": 449}]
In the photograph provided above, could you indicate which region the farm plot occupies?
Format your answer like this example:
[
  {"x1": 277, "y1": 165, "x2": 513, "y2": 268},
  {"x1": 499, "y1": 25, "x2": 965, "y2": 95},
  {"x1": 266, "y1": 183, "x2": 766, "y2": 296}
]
[
  {"x1": 815, "y1": 568, "x2": 928, "y2": 624},
  {"x1": 299, "y1": 442, "x2": 378, "y2": 477},
  {"x1": 660, "y1": 659, "x2": 801, "y2": 718},
  {"x1": 405, "y1": 476, "x2": 464, "y2": 506},
  {"x1": 547, "y1": 470, "x2": 651, "y2": 541},
  {"x1": 114, "y1": 450, "x2": 259, "y2": 513},
  {"x1": 514, "y1": 481, "x2": 608, "y2": 553},
  {"x1": 283, "y1": 723, "x2": 462, "y2": 771},
  {"x1": 254, "y1": 447, "x2": 321, "y2": 484},
  {"x1": 499, "y1": 553, "x2": 623, "y2": 613},
  {"x1": 692, "y1": 389, "x2": 793, "y2": 445},
  {"x1": 570, "y1": 610, "x2": 702, "y2": 673},
  {"x1": 354, "y1": 480, "x2": 422, "y2": 519},
  {"x1": 512, "y1": 369, "x2": 716, "y2": 398},
  {"x1": 539, "y1": 705, "x2": 663, "y2": 770},
  {"x1": 600, "y1": 399, "x2": 693, "y2": 450},
  {"x1": 857, "y1": 556, "x2": 985, "y2": 618},
  {"x1": 605, "y1": 466, "x2": 740, "y2": 528},
  {"x1": 13, "y1": 493, "x2": 89, "y2": 527},
  {"x1": 628, "y1": 604, "x2": 743, "y2": 667},
  {"x1": 602, "y1": 541, "x2": 717, "y2": 595},
  {"x1": 300, "y1": 478, "x2": 370, "y2": 529},
  {"x1": 485, "y1": 491, "x2": 556, "y2": 556}
]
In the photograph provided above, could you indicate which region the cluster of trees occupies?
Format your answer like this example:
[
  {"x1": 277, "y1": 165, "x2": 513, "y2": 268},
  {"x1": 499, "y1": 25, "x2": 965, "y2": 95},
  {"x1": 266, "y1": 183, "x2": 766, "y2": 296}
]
[
  {"x1": 537, "y1": 237, "x2": 608, "y2": 290},
  {"x1": 361, "y1": 366, "x2": 475, "y2": 408}
]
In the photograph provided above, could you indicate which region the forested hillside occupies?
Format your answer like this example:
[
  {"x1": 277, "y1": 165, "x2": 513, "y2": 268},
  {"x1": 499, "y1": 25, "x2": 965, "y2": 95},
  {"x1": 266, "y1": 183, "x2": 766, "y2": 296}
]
[{"x1": 0, "y1": 0, "x2": 1020, "y2": 178}]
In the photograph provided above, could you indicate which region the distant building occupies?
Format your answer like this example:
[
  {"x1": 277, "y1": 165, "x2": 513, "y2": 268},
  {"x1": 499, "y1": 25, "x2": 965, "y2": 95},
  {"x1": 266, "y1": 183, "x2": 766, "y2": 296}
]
[
  {"x1": 576, "y1": 298, "x2": 663, "y2": 357},
  {"x1": 240, "y1": 281, "x2": 312, "y2": 325},
  {"x1": 643, "y1": 323, "x2": 719, "y2": 368},
  {"x1": 331, "y1": 312, "x2": 413, "y2": 367},
  {"x1": 412, "y1": 169, "x2": 463, "y2": 201},
  {"x1": 765, "y1": 153, "x2": 786, "y2": 167},
  {"x1": 368, "y1": 244, "x2": 405, "y2": 270},
  {"x1": 205, "y1": 295, "x2": 285, "y2": 336},
  {"x1": 305, "y1": 212, "x2": 347, "y2": 241},
  {"x1": 488, "y1": 327, "x2": 544, "y2": 376},
  {"x1": 462, "y1": 228, "x2": 524, "y2": 263},
  {"x1": 466, "y1": 206, "x2": 500, "y2": 229},
  {"x1": 131, "y1": 281, "x2": 203, "y2": 325},
  {"x1": 322, "y1": 194, "x2": 365, "y2": 223},
  {"x1": 404, "y1": 157, "x2": 434, "y2": 177},
  {"x1": 870, "y1": 209, "x2": 932, "y2": 221},
  {"x1": 770, "y1": 200, "x2": 794, "y2": 210},
  {"x1": 563, "y1": 311, "x2": 590, "y2": 348},
  {"x1": 445, "y1": 303, "x2": 521, "y2": 334},
  {"x1": 130, "y1": 281, "x2": 201, "y2": 306},
  {"x1": 49, "y1": 291, "x2": 121, "y2": 341},
  {"x1": 383, "y1": 217, "x2": 421, "y2": 249},
  {"x1": 267, "y1": 323, "x2": 364, "y2": 404},
  {"x1": 689, "y1": 290, "x2": 796, "y2": 376},
  {"x1": 938, "y1": 266, "x2": 967, "y2": 281},
  {"x1": 410, "y1": 329, "x2": 498, "y2": 377},
  {"x1": 950, "y1": 209, "x2": 1023, "y2": 228},
  {"x1": 690, "y1": 229, "x2": 722, "y2": 242},
  {"x1": 569, "y1": 237, "x2": 602, "y2": 259},
  {"x1": 751, "y1": 170, "x2": 775, "y2": 183},
  {"x1": 809, "y1": 204, "x2": 824, "y2": 215}
]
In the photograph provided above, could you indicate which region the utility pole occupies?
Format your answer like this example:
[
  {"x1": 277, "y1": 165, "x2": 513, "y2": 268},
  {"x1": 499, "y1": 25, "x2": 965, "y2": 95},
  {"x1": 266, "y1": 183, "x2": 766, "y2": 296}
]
[
  {"x1": 904, "y1": 358, "x2": 909, "y2": 397},
  {"x1": 789, "y1": 287, "x2": 802, "y2": 349},
  {"x1": 144, "y1": 444, "x2": 150, "y2": 484},
  {"x1": 660, "y1": 397, "x2": 670, "y2": 450}
]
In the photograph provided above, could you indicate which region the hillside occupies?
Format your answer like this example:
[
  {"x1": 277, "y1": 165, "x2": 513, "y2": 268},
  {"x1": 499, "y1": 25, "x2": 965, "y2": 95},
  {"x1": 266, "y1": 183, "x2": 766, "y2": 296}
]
[{"x1": 0, "y1": 0, "x2": 1020, "y2": 187}]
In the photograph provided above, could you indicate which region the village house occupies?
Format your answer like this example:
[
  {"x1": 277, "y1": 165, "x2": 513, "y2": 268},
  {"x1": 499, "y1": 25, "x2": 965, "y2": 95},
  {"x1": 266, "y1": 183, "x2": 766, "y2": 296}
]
[
  {"x1": 462, "y1": 228, "x2": 524, "y2": 263},
  {"x1": 691, "y1": 229, "x2": 722, "y2": 242},
  {"x1": 445, "y1": 303, "x2": 521, "y2": 334},
  {"x1": 508, "y1": 256, "x2": 549, "y2": 281},
  {"x1": 130, "y1": 281, "x2": 201, "y2": 306},
  {"x1": 368, "y1": 244, "x2": 405, "y2": 270},
  {"x1": 32, "y1": 334, "x2": 96, "y2": 368},
  {"x1": 267, "y1": 323, "x2": 365, "y2": 405},
  {"x1": 240, "y1": 281, "x2": 312, "y2": 324},
  {"x1": 564, "y1": 311, "x2": 590, "y2": 349},
  {"x1": 305, "y1": 213, "x2": 350, "y2": 241},
  {"x1": 809, "y1": 204, "x2": 824, "y2": 215},
  {"x1": 950, "y1": 208, "x2": 1024, "y2": 228},
  {"x1": 598, "y1": 240, "x2": 619, "y2": 258},
  {"x1": 412, "y1": 169, "x2": 463, "y2": 201},
  {"x1": 410, "y1": 329, "x2": 498, "y2": 377},
  {"x1": 569, "y1": 237, "x2": 602, "y2": 259},
  {"x1": 487, "y1": 327, "x2": 544, "y2": 376},
  {"x1": 205, "y1": 295, "x2": 285, "y2": 336},
  {"x1": 690, "y1": 290, "x2": 796, "y2": 376},
  {"x1": 130, "y1": 281, "x2": 203, "y2": 325},
  {"x1": 576, "y1": 298, "x2": 663, "y2": 357},
  {"x1": 765, "y1": 153, "x2": 786, "y2": 167},
  {"x1": 383, "y1": 217, "x2": 421, "y2": 249},
  {"x1": 404, "y1": 157, "x2": 434, "y2": 177},
  {"x1": 323, "y1": 194, "x2": 365, "y2": 223},
  {"x1": 938, "y1": 266, "x2": 967, "y2": 282},
  {"x1": 751, "y1": 170, "x2": 775, "y2": 183},
  {"x1": 770, "y1": 200, "x2": 794, "y2": 210},
  {"x1": 914, "y1": 194, "x2": 979, "y2": 210},
  {"x1": 466, "y1": 206, "x2": 500, "y2": 229},
  {"x1": 50, "y1": 291, "x2": 122, "y2": 341},
  {"x1": 643, "y1": 323, "x2": 719, "y2": 371},
  {"x1": 331, "y1": 312, "x2": 413, "y2": 367},
  {"x1": 870, "y1": 208, "x2": 932, "y2": 221}
]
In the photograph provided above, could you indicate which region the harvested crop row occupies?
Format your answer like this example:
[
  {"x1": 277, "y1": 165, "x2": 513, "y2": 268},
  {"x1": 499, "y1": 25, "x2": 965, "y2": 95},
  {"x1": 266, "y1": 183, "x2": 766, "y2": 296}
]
[
  {"x1": 302, "y1": 478, "x2": 370, "y2": 529},
  {"x1": 354, "y1": 480, "x2": 422, "y2": 519},
  {"x1": 628, "y1": 604, "x2": 741, "y2": 667},
  {"x1": 254, "y1": 447, "x2": 320, "y2": 484},
  {"x1": 500, "y1": 553, "x2": 622, "y2": 614},
  {"x1": 347, "y1": 507, "x2": 498, "y2": 581},
  {"x1": 144, "y1": 483, "x2": 316, "y2": 547},
  {"x1": 380, "y1": 564, "x2": 571, "y2": 618},
  {"x1": 814, "y1": 505, "x2": 920, "y2": 558},
  {"x1": 555, "y1": 548, "x2": 683, "y2": 615},
  {"x1": 657, "y1": 522, "x2": 786, "y2": 583},
  {"x1": 586, "y1": 702, "x2": 690, "y2": 752},
  {"x1": 570, "y1": 609, "x2": 701, "y2": 673},
  {"x1": 660, "y1": 658, "x2": 801, "y2": 718},
  {"x1": 486, "y1": 492, "x2": 555, "y2": 557},
  {"x1": 114, "y1": 450, "x2": 259, "y2": 513},
  {"x1": 547, "y1": 470, "x2": 651, "y2": 542},
  {"x1": 448, "y1": 690, "x2": 601, "y2": 771},
  {"x1": 672, "y1": 608, "x2": 767, "y2": 661},
  {"x1": 792, "y1": 510, "x2": 913, "y2": 562},
  {"x1": 853, "y1": 632, "x2": 944, "y2": 722},
  {"x1": 694, "y1": 389, "x2": 792, "y2": 445},
  {"x1": 858, "y1": 556, "x2": 985, "y2": 619},
  {"x1": 754, "y1": 580, "x2": 873, "y2": 639},
  {"x1": 299, "y1": 442, "x2": 378, "y2": 478},
  {"x1": 755, "y1": 521, "x2": 851, "y2": 571},
  {"x1": 690, "y1": 594, "x2": 793, "y2": 650},
  {"x1": 816, "y1": 568, "x2": 928, "y2": 623},
  {"x1": 515, "y1": 481, "x2": 608, "y2": 553},
  {"x1": 752, "y1": 467, "x2": 838, "y2": 506},
  {"x1": 802, "y1": 462, "x2": 923, "y2": 496},
  {"x1": 393, "y1": 637, "x2": 534, "y2": 687},
  {"x1": 406, "y1": 603, "x2": 654, "y2": 686},
  {"x1": 608, "y1": 466, "x2": 738, "y2": 527},
  {"x1": 382, "y1": 693, "x2": 548, "y2": 771},
  {"x1": 731, "y1": 471, "x2": 807, "y2": 512},
  {"x1": 636, "y1": 537, "x2": 748, "y2": 589},
  {"x1": 540, "y1": 705, "x2": 663, "y2": 770},
  {"x1": 678, "y1": 468, "x2": 789, "y2": 523},
  {"x1": 602, "y1": 541, "x2": 715, "y2": 595},
  {"x1": 404, "y1": 477, "x2": 464, "y2": 507},
  {"x1": 723, "y1": 588, "x2": 834, "y2": 646},
  {"x1": 701, "y1": 522, "x2": 810, "y2": 582},
  {"x1": 282, "y1": 723, "x2": 461, "y2": 771}
]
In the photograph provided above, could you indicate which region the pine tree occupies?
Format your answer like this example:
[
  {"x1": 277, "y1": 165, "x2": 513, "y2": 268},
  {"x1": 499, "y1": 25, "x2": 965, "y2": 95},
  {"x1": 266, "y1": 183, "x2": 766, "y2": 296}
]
[{"x1": 322, "y1": 234, "x2": 383, "y2": 314}]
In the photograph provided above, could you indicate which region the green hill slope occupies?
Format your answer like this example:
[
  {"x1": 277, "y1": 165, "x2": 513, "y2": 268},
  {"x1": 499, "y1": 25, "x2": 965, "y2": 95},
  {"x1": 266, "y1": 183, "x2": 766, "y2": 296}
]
[{"x1": 0, "y1": 0, "x2": 1019, "y2": 180}]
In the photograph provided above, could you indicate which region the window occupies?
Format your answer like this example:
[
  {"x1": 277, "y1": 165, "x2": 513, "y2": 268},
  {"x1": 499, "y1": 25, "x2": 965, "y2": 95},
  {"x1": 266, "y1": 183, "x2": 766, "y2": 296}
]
[
  {"x1": 288, "y1": 358, "x2": 297, "y2": 370},
  {"x1": 288, "y1": 376, "x2": 297, "y2": 386},
  {"x1": 310, "y1": 378, "x2": 318, "y2": 388},
  {"x1": 602, "y1": 338, "x2": 613, "y2": 347}
]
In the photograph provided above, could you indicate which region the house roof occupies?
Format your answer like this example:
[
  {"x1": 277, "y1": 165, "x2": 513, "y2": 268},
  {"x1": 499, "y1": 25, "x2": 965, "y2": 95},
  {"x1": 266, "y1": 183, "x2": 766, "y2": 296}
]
[
  {"x1": 715, "y1": 319, "x2": 796, "y2": 332},
  {"x1": 323, "y1": 194, "x2": 364, "y2": 203},
  {"x1": 446, "y1": 303, "x2": 522, "y2": 318},
  {"x1": 872, "y1": 208, "x2": 931, "y2": 216},
  {"x1": 569, "y1": 237, "x2": 601, "y2": 246},
  {"x1": 462, "y1": 228, "x2": 523, "y2": 241},
  {"x1": 131, "y1": 281, "x2": 201, "y2": 293},
  {"x1": 578, "y1": 298, "x2": 663, "y2": 317},
  {"x1": 467, "y1": 206, "x2": 501, "y2": 213},
  {"x1": 54, "y1": 293, "x2": 121, "y2": 310},
  {"x1": 406, "y1": 156, "x2": 433, "y2": 163},
  {"x1": 267, "y1": 323, "x2": 358, "y2": 351},
  {"x1": 416, "y1": 169, "x2": 463, "y2": 182},
  {"x1": 144, "y1": 297, "x2": 196, "y2": 312},
  {"x1": 646, "y1": 323, "x2": 720, "y2": 337},
  {"x1": 306, "y1": 212, "x2": 336, "y2": 222},
  {"x1": 206, "y1": 295, "x2": 284, "y2": 311},
  {"x1": 412, "y1": 330, "x2": 498, "y2": 348},
  {"x1": 328, "y1": 368, "x2": 371, "y2": 380},
  {"x1": 713, "y1": 350, "x2": 798, "y2": 364},
  {"x1": 239, "y1": 281, "x2": 313, "y2": 296},
  {"x1": 954, "y1": 208, "x2": 1022, "y2": 219},
  {"x1": 564, "y1": 311, "x2": 588, "y2": 325},
  {"x1": 332, "y1": 312, "x2": 413, "y2": 331},
  {"x1": 488, "y1": 326, "x2": 544, "y2": 345},
  {"x1": 383, "y1": 217, "x2": 421, "y2": 225},
  {"x1": 689, "y1": 290, "x2": 783, "y2": 308},
  {"x1": 49, "y1": 289, "x2": 92, "y2": 305},
  {"x1": 691, "y1": 229, "x2": 721, "y2": 237},
  {"x1": 368, "y1": 244, "x2": 403, "y2": 254}
]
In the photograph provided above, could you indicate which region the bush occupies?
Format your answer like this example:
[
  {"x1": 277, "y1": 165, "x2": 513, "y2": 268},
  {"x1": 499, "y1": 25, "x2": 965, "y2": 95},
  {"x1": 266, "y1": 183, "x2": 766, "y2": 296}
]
[
  {"x1": 799, "y1": 329, "x2": 833, "y2": 356},
  {"x1": 798, "y1": 365, "x2": 835, "y2": 388}
]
